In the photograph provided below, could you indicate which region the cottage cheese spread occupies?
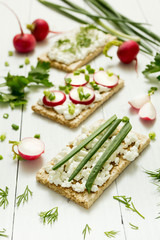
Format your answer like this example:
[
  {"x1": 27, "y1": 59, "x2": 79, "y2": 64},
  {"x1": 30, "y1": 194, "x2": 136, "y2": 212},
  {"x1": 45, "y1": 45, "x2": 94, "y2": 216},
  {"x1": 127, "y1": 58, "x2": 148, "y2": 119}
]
[
  {"x1": 45, "y1": 121, "x2": 140, "y2": 193},
  {"x1": 47, "y1": 25, "x2": 110, "y2": 65}
]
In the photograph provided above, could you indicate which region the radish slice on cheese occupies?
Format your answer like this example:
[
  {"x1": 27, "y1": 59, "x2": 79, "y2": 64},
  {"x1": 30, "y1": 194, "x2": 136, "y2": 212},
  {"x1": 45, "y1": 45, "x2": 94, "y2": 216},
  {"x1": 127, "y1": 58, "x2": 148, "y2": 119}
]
[
  {"x1": 139, "y1": 102, "x2": 156, "y2": 120},
  {"x1": 69, "y1": 87, "x2": 95, "y2": 105},
  {"x1": 93, "y1": 71, "x2": 119, "y2": 88},
  {"x1": 43, "y1": 90, "x2": 66, "y2": 107},
  {"x1": 65, "y1": 73, "x2": 88, "y2": 87},
  {"x1": 18, "y1": 137, "x2": 45, "y2": 160},
  {"x1": 128, "y1": 95, "x2": 150, "y2": 110}
]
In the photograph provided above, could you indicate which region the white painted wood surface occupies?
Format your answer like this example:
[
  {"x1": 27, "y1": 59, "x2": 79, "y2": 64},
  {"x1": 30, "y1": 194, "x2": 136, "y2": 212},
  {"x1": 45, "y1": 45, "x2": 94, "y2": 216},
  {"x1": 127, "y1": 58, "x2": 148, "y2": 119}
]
[{"x1": 0, "y1": 0, "x2": 160, "y2": 239}]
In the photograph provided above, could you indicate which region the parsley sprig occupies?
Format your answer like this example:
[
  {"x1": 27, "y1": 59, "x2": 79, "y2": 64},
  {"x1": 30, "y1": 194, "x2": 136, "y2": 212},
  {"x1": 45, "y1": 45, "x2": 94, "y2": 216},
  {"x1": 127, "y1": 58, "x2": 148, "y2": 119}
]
[
  {"x1": 0, "y1": 187, "x2": 9, "y2": 209},
  {"x1": 16, "y1": 185, "x2": 33, "y2": 207},
  {"x1": 0, "y1": 228, "x2": 8, "y2": 238},
  {"x1": 104, "y1": 230, "x2": 119, "y2": 238},
  {"x1": 39, "y1": 207, "x2": 58, "y2": 225},
  {"x1": 113, "y1": 195, "x2": 145, "y2": 219},
  {"x1": 143, "y1": 53, "x2": 160, "y2": 81},
  {"x1": 82, "y1": 224, "x2": 91, "y2": 239}
]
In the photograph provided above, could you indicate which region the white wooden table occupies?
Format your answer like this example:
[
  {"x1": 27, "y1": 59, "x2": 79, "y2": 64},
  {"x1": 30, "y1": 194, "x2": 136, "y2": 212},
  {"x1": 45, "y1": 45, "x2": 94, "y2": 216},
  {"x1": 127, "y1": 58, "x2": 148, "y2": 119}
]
[{"x1": 0, "y1": 0, "x2": 160, "y2": 239}]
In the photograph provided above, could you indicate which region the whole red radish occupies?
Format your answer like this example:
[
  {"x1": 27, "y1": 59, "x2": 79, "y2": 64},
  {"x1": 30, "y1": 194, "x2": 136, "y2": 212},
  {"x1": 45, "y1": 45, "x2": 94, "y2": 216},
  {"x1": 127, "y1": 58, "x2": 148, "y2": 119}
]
[
  {"x1": 27, "y1": 19, "x2": 61, "y2": 41},
  {"x1": 0, "y1": 2, "x2": 36, "y2": 53},
  {"x1": 117, "y1": 40, "x2": 139, "y2": 64}
]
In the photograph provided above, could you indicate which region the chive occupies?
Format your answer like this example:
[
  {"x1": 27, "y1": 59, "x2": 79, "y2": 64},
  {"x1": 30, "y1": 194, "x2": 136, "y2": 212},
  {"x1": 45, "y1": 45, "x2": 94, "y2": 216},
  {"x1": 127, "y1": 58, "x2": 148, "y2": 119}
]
[
  {"x1": 12, "y1": 124, "x2": 19, "y2": 131},
  {"x1": 25, "y1": 58, "x2": 30, "y2": 65},
  {"x1": 0, "y1": 155, "x2": 3, "y2": 160},
  {"x1": 52, "y1": 115, "x2": 117, "y2": 170},
  {"x1": 99, "y1": 67, "x2": 104, "y2": 71},
  {"x1": 0, "y1": 134, "x2": 6, "y2": 142},
  {"x1": 34, "y1": 134, "x2": 40, "y2": 139},
  {"x1": 3, "y1": 113, "x2": 9, "y2": 119},
  {"x1": 86, "y1": 121, "x2": 132, "y2": 192},
  {"x1": 85, "y1": 74, "x2": 90, "y2": 82},
  {"x1": 8, "y1": 51, "x2": 13, "y2": 56},
  {"x1": 5, "y1": 62, "x2": 9, "y2": 67},
  {"x1": 19, "y1": 65, "x2": 24, "y2": 68},
  {"x1": 122, "y1": 116, "x2": 129, "y2": 122},
  {"x1": 149, "y1": 132, "x2": 156, "y2": 140},
  {"x1": 69, "y1": 119, "x2": 121, "y2": 181}
]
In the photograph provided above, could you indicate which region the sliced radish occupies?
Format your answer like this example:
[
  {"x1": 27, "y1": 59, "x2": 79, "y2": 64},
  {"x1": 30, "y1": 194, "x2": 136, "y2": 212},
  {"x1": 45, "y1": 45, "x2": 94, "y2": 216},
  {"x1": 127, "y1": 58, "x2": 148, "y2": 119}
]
[
  {"x1": 43, "y1": 90, "x2": 66, "y2": 107},
  {"x1": 139, "y1": 102, "x2": 156, "y2": 120},
  {"x1": 65, "y1": 73, "x2": 88, "y2": 87},
  {"x1": 69, "y1": 87, "x2": 95, "y2": 105},
  {"x1": 128, "y1": 95, "x2": 150, "y2": 110},
  {"x1": 17, "y1": 138, "x2": 45, "y2": 160},
  {"x1": 93, "y1": 71, "x2": 119, "y2": 88}
]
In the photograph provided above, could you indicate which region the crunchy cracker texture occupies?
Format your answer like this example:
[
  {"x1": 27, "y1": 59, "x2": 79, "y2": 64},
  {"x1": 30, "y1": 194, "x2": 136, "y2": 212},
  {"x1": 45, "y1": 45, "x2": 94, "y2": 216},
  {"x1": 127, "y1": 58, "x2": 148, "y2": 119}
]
[
  {"x1": 32, "y1": 79, "x2": 124, "y2": 128},
  {"x1": 38, "y1": 34, "x2": 116, "y2": 72},
  {"x1": 36, "y1": 128, "x2": 150, "y2": 209}
]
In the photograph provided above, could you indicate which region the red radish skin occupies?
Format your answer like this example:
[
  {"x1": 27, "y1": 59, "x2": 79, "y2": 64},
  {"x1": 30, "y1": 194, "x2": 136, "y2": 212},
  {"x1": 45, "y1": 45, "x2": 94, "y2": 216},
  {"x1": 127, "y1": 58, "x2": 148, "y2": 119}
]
[
  {"x1": 27, "y1": 19, "x2": 62, "y2": 41},
  {"x1": 117, "y1": 40, "x2": 139, "y2": 64},
  {"x1": 18, "y1": 138, "x2": 45, "y2": 160},
  {"x1": 139, "y1": 102, "x2": 156, "y2": 121},
  {"x1": 93, "y1": 71, "x2": 119, "y2": 88},
  {"x1": 69, "y1": 87, "x2": 95, "y2": 105},
  {"x1": 128, "y1": 95, "x2": 150, "y2": 110},
  {"x1": 43, "y1": 90, "x2": 66, "y2": 107},
  {"x1": 65, "y1": 73, "x2": 88, "y2": 87}
]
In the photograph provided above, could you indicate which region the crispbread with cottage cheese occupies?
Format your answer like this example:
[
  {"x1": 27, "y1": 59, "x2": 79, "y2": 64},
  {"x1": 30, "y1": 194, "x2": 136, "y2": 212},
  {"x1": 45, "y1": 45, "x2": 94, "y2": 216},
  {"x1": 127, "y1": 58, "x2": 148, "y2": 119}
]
[
  {"x1": 38, "y1": 34, "x2": 116, "y2": 72},
  {"x1": 32, "y1": 79, "x2": 124, "y2": 128},
  {"x1": 36, "y1": 120, "x2": 150, "y2": 209}
]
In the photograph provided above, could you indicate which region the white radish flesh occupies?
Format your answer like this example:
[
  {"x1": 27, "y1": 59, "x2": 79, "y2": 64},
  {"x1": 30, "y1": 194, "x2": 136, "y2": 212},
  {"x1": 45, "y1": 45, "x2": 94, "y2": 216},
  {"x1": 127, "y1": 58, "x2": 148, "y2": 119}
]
[
  {"x1": 69, "y1": 87, "x2": 95, "y2": 105},
  {"x1": 94, "y1": 71, "x2": 119, "y2": 88},
  {"x1": 18, "y1": 138, "x2": 45, "y2": 160},
  {"x1": 139, "y1": 102, "x2": 156, "y2": 120},
  {"x1": 65, "y1": 73, "x2": 88, "y2": 87},
  {"x1": 43, "y1": 90, "x2": 66, "y2": 107},
  {"x1": 128, "y1": 95, "x2": 150, "y2": 110}
]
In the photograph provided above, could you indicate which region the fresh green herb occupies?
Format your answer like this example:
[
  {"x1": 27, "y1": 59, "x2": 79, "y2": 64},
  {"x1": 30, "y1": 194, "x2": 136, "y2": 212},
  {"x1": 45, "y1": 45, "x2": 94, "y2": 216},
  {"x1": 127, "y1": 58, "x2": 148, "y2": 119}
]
[
  {"x1": 74, "y1": 71, "x2": 80, "y2": 75},
  {"x1": 9, "y1": 140, "x2": 23, "y2": 161},
  {"x1": 82, "y1": 224, "x2": 91, "y2": 239},
  {"x1": 59, "y1": 85, "x2": 72, "y2": 94},
  {"x1": 99, "y1": 67, "x2": 104, "y2": 71},
  {"x1": 77, "y1": 87, "x2": 90, "y2": 101},
  {"x1": 145, "y1": 169, "x2": 160, "y2": 182},
  {"x1": 4, "y1": 62, "x2": 9, "y2": 67},
  {"x1": 0, "y1": 187, "x2": 9, "y2": 209},
  {"x1": 19, "y1": 65, "x2": 24, "y2": 68},
  {"x1": 104, "y1": 230, "x2": 119, "y2": 238},
  {"x1": 113, "y1": 195, "x2": 145, "y2": 219},
  {"x1": 68, "y1": 103, "x2": 75, "y2": 115},
  {"x1": 148, "y1": 87, "x2": 158, "y2": 96},
  {"x1": 149, "y1": 132, "x2": 156, "y2": 140},
  {"x1": 34, "y1": 134, "x2": 40, "y2": 139},
  {"x1": 39, "y1": 207, "x2": 58, "y2": 225},
  {"x1": 62, "y1": 42, "x2": 76, "y2": 54},
  {"x1": 11, "y1": 124, "x2": 19, "y2": 131},
  {"x1": 0, "y1": 228, "x2": 8, "y2": 237},
  {"x1": 122, "y1": 116, "x2": 129, "y2": 122},
  {"x1": 16, "y1": 185, "x2": 33, "y2": 207},
  {"x1": 44, "y1": 90, "x2": 55, "y2": 101},
  {"x1": 65, "y1": 78, "x2": 72, "y2": 84},
  {"x1": 25, "y1": 58, "x2": 30, "y2": 65},
  {"x1": 107, "y1": 70, "x2": 113, "y2": 77},
  {"x1": 143, "y1": 53, "x2": 160, "y2": 80},
  {"x1": 76, "y1": 27, "x2": 92, "y2": 48},
  {"x1": 52, "y1": 115, "x2": 117, "y2": 170},
  {"x1": 0, "y1": 155, "x2": 3, "y2": 160},
  {"x1": 8, "y1": 51, "x2": 13, "y2": 56},
  {"x1": 86, "y1": 65, "x2": 95, "y2": 74},
  {"x1": 69, "y1": 119, "x2": 121, "y2": 182},
  {"x1": 90, "y1": 81, "x2": 99, "y2": 90},
  {"x1": 3, "y1": 113, "x2": 9, "y2": 119},
  {"x1": 85, "y1": 74, "x2": 89, "y2": 82},
  {"x1": 57, "y1": 39, "x2": 70, "y2": 47},
  {"x1": 129, "y1": 223, "x2": 139, "y2": 230},
  {"x1": 0, "y1": 134, "x2": 6, "y2": 142},
  {"x1": 78, "y1": 69, "x2": 85, "y2": 73},
  {"x1": 86, "y1": 121, "x2": 132, "y2": 192}
]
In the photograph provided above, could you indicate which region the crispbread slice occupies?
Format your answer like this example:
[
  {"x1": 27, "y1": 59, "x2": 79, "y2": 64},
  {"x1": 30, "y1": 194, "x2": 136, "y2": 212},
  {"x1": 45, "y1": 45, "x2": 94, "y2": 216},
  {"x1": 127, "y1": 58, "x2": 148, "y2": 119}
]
[
  {"x1": 38, "y1": 34, "x2": 116, "y2": 72},
  {"x1": 36, "y1": 126, "x2": 150, "y2": 209},
  {"x1": 32, "y1": 79, "x2": 124, "y2": 128}
]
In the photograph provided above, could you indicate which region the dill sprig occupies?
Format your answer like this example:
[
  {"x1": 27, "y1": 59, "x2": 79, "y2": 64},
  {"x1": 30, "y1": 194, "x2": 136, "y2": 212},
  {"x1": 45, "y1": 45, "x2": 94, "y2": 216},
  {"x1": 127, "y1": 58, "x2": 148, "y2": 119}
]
[
  {"x1": 0, "y1": 187, "x2": 9, "y2": 209},
  {"x1": 82, "y1": 224, "x2": 91, "y2": 239},
  {"x1": 16, "y1": 185, "x2": 33, "y2": 207},
  {"x1": 113, "y1": 195, "x2": 145, "y2": 219},
  {"x1": 39, "y1": 207, "x2": 58, "y2": 225},
  {"x1": 104, "y1": 230, "x2": 119, "y2": 238},
  {"x1": 0, "y1": 228, "x2": 8, "y2": 237},
  {"x1": 145, "y1": 169, "x2": 160, "y2": 182},
  {"x1": 129, "y1": 223, "x2": 139, "y2": 230}
]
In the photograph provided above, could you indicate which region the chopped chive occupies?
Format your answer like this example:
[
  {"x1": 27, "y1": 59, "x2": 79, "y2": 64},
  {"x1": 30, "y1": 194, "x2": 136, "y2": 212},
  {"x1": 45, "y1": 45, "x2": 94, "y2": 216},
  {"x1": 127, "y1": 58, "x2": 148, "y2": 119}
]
[
  {"x1": 69, "y1": 119, "x2": 121, "y2": 181},
  {"x1": 0, "y1": 155, "x2": 3, "y2": 160},
  {"x1": 106, "y1": 70, "x2": 113, "y2": 76},
  {"x1": 8, "y1": 51, "x2": 13, "y2": 56},
  {"x1": 12, "y1": 124, "x2": 19, "y2": 131},
  {"x1": 122, "y1": 116, "x2": 129, "y2": 122},
  {"x1": 99, "y1": 67, "x2": 104, "y2": 71},
  {"x1": 52, "y1": 115, "x2": 117, "y2": 170},
  {"x1": 25, "y1": 58, "x2": 30, "y2": 65},
  {"x1": 5, "y1": 62, "x2": 9, "y2": 67},
  {"x1": 74, "y1": 71, "x2": 80, "y2": 75},
  {"x1": 34, "y1": 134, "x2": 40, "y2": 139},
  {"x1": 19, "y1": 65, "x2": 24, "y2": 68},
  {"x1": 3, "y1": 113, "x2": 9, "y2": 119},
  {"x1": 86, "y1": 121, "x2": 132, "y2": 192},
  {"x1": 149, "y1": 132, "x2": 156, "y2": 140},
  {"x1": 0, "y1": 134, "x2": 6, "y2": 142},
  {"x1": 68, "y1": 103, "x2": 75, "y2": 115},
  {"x1": 85, "y1": 74, "x2": 90, "y2": 82},
  {"x1": 78, "y1": 69, "x2": 85, "y2": 73}
]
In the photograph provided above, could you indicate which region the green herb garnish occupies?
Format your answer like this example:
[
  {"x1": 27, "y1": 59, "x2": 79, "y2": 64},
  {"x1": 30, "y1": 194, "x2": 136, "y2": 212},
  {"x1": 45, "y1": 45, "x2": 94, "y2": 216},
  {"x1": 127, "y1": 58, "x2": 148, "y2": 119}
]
[
  {"x1": 59, "y1": 85, "x2": 72, "y2": 94},
  {"x1": 77, "y1": 87, "x2": 90, "y2": 101},
  {"x1": 52, "y1": 115, "x2": 117, "y2": 170},
  {"x1": 82, "y1": 224, "x2": 91, "y2": 239},
  {"x1": 12, "y1": 124, "x2": 19, "y2": 131},
  {"x1": 4, "y1": 62, "x2": 9, "y2": 67},
  {"x1": 43, "y1": 90, "x2": 55, "y2": 101},
  {"x1": 57, "y1": 39, "x2": 70, "y2": 47},
  {"x1": 0, "y1": 134, "x2": 6, "y2": 142},
  {"x1": 148, "y1": 87, "x2": 158, "y2": 95},
  {"x1": 86, "y1": 65, "x2": 95, "y2": 74},
  {"x1": 39, "y1": 207, "x2": 58, "y2": 225},
  {"x1": 104, "y1": 230, "x2": 119, "y2": 238},
  {"x1": 149, "y1": 132, "x2": 156, "y2": 140},
  {"x1": 85, "y1": 74, "x2": 89, "y2": 82},
  {"x1": 0, "y1": 228, "x2": 8, "y2": 237},
  {"x1": 0, "y1": 187, "x2": 9, "y2": 209},
  {"x1": 143, "y1": 53, "x2": 160, "y2": 81},
  {"x1": 145, "y1": 169, "x2": 160, "y2": 182},
  {"x1": 19, "y1": 65, "x2": 24, "y2": 68},
  {"x1": 0, "y1": 155, "x2": 3, "y2": 160},
  {"x1": 107, "y1": 70, "x2": 113, "y2": 77},
  {"x1": 129, "y1": 223, "x2": 139, "y2": 230},
  {"x1": 3, "y1": 113, "x2": 9, "y2": 119},
  {"x1": 89, "y1": 81, "x2": 99, "y2": 90},
  {"x1": 74, "y1": 71, "x2": 80, "y2": 75},
  {"x1": 16, "y1": 185, "x2": 33, "y2": 207},
  {"x1": 25, "y1": 58, "x2": 30, "y2": 65},
  {"x1": 122, "y1": 116, "x2": 129, "y2": 122},
  {"x1": 68, "y1": 103, "x2": 75, "y2": 115},
  {"x1": 99, "y1": 67, "x2": 104, "y2": 71},
  {"x1": 34, "y1": 134, "x2": 40, "y2": 139},
  {"x1": 65, "y1": 78, "x2": 72, "y2": 84},
  {"x1": 8, "y1": 51, "x2": 13, "y2": 56},
  {"x1": 113, "y1": 195, "x2": 145, "y2": 219}
]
